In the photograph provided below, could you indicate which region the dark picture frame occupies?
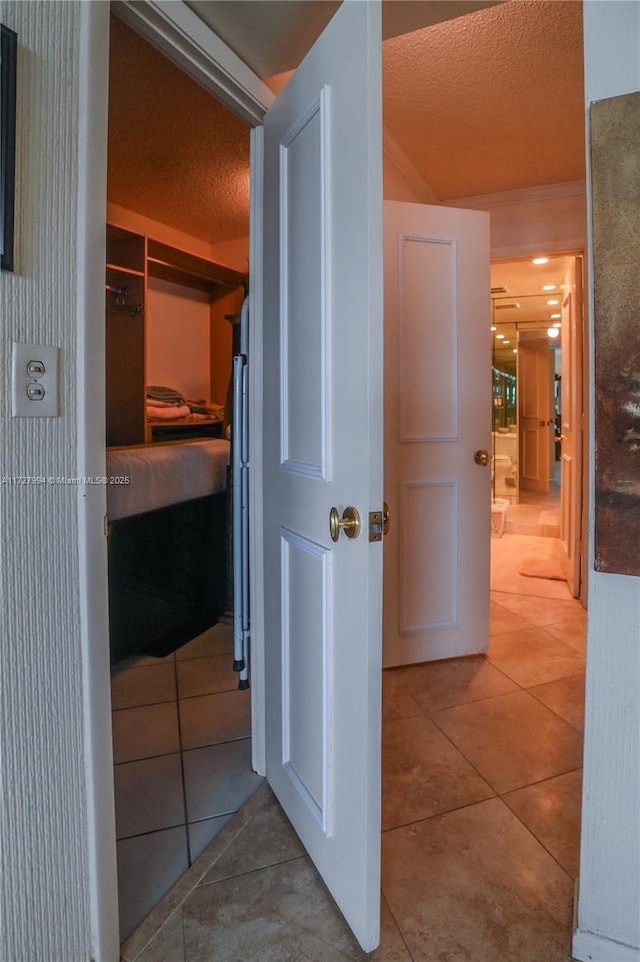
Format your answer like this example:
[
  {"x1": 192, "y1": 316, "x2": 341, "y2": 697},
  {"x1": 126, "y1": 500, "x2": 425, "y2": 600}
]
[{"x1": 1, "y1": 23, "x2": 17, "y2": 272}]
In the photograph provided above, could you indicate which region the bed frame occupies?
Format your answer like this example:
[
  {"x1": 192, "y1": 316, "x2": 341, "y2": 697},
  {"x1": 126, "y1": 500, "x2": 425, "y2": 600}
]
[
  {"x1": 108, "y1": 490, "x2": 228, "y2": 665},
  {"x1": 106, "y1": 438, "x2": 230, "y2": 666}
]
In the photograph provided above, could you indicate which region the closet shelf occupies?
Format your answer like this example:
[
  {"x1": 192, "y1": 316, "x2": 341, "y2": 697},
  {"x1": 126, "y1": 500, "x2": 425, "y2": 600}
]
[
  {"x1": 106, "y1": 263, "x2": 145, "y2": 277},
  {"x1": 147, "y1": 240, "x2": 246, "y2": 295}
]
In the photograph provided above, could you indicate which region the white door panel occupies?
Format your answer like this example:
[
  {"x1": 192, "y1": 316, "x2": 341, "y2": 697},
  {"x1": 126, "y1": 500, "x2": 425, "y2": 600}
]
[
  {"x1": 262, "y1": 1, "x2": 382, "y2": 951},
  {"x1": 383, "y1": 202, "x2": 491, "y2": 667}
]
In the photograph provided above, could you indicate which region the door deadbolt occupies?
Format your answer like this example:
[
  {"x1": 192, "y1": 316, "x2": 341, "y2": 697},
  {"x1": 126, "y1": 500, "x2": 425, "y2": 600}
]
[{"x1": 329, "y1": 506, "x2": 362, "y2": 542}]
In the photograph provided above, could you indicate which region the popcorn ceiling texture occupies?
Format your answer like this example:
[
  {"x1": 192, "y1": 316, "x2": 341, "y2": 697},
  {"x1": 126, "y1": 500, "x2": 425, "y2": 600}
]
[
  {"x1": 0, "y1": 2, "x2": 92, "y2": 959},
  {"x1": 383, "y1": 0, "x2": 585, "y2": 200},
  {"x1": 108, "y1": 15, "x2": 251, "y2": 244},
  {"x1": 108, "y1": 3, "x2": 584, "y2": 244}
]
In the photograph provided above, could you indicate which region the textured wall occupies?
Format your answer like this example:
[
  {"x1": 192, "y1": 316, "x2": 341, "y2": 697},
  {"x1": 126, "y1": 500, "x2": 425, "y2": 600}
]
[
  {"x1": 0, "y1": 2, "x2": 92, "y2": 959},
  {"x1": 574, "y1": 2, "x2": 640, "y2": 959}
]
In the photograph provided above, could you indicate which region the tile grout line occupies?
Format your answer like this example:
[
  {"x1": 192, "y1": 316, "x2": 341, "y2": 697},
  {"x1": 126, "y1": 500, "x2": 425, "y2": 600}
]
[
  {"x1": 380, "y1": 891, "x2": 418, "y2": 962},
  {"x1": 174, "y1": 651, "x2": 193, "y2": 866}
]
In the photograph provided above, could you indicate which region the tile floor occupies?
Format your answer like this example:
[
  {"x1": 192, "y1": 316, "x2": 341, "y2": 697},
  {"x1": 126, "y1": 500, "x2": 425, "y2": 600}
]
[
  {"x1": 112, "y1": 623, "x2": 262, "y2": 940},
  {"x1": 118, "y1": 490, "x2": 586, "y2": 962}
]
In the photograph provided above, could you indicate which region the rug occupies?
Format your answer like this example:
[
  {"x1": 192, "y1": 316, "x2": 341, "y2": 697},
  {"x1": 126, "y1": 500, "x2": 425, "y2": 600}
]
[{"x1": 518, "y1": 554, "x2": 566, "y2": 581}]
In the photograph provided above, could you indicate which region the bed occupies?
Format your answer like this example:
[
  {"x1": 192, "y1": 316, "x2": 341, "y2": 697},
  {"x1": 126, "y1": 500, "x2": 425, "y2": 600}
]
[{"x1": 106, "y1": 438, "x2": 230, "y2": 665}]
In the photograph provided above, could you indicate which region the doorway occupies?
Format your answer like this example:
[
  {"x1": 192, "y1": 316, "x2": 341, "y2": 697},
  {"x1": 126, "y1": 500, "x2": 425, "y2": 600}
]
[
  {"x1": 104, "y1": 14, "x2": 259, "y2": 939},
  {"x1": 490, "y1": 253, "x2": 586, "y2": 602},
  {"x1": 84, "y1": 0, "x2": 592, "y2": 952}
]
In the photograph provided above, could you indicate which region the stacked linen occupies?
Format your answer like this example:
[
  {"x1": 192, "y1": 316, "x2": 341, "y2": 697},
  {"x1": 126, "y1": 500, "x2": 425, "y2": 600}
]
[{"x1": 146, "y1": 385, "x2": 190, "y2": 420}]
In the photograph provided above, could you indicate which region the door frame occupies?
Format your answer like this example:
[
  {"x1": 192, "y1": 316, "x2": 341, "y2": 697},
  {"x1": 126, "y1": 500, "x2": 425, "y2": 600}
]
[
  {"x1": 78, "y1": 3, "x2": 591, "y2": 957},
  {"x1": 110, "y1": 4, "x2": 274, "y2": 763},
  {"x1": 490, "y1": 247, "x2": 588, "y2": 601},
  {"x1": 79, "y1": 3, "x2": 274, "y2": 956}
]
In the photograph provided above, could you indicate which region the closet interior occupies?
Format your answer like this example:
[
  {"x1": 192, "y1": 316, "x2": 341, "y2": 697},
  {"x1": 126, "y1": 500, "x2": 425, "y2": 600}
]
[{"x1": 105, "y1": 13, "x2": 258, "y2": 941}]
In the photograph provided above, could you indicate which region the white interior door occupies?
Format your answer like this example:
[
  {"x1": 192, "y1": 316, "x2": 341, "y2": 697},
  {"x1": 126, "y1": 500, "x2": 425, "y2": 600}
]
[
  {"x1": 518, "y1": 332, "x2": 553, "y2": 494},
  {"x1": 261, "y1": 1, "x2": 383, "y2": 951},
  {"x1": 559, "y1": 257, "x2": 584, "y2": 596},
  {"x1": 383, "y1": 201, "x2": 491, "y2": 667}
]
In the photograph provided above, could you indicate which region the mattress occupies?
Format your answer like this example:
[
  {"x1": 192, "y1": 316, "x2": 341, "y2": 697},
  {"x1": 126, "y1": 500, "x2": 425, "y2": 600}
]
[{"x1": 106, "y1": 438, "x2": 230, "y2": 521}]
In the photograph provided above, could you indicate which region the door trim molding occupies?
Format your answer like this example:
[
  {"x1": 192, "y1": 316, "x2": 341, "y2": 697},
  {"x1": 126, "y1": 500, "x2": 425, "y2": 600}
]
[
  {"x1": 112, "y1": 0, "x2": 274, "y2": 124},
  {"x1": 249, "y1": 125, "x2": 266, "y2": 774}
]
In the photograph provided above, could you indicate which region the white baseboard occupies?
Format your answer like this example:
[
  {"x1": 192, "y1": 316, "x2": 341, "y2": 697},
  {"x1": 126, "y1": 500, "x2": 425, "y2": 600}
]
[{"x1": 572, "y1": 929, "x2": 640, "y2": 962}]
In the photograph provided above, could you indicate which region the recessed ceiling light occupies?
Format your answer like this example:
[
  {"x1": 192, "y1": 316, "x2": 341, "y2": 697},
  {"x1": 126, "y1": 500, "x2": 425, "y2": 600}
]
[
  {"x1": 490, "y1": 325, "x2": 497, "y2": 331},
  {"x1": 503, "y1": 340, "x2": 510, "y2": 345},
  {"x1": 546, "y1": 299, "x2": 560, "y2": 306},
  {"x1": 532, "y1": 257, "x2": 549, "y2": 265},
  {"x1": 547, "y1": 327, "x2": 560, "y2": 339},
  {"x1": 496, "y1": 333, "x2": 505, "y2": 340},
  {"x1": 550, "y1": 313, "x2": 561, "y2": 319},
  {"x1": 542, "y1": 284, "x2": 556, "y2": 291},
  {"x1": 513, "y1": 348, "x2": 518, "y2": 354},
  {"x1": 553, "y1": 322, "x2": 562, "y2": 328}
]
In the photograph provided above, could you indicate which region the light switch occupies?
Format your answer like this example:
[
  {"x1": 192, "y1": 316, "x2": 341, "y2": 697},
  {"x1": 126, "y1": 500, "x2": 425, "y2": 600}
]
[{"x1": 12, "y1": 342, "x2": 60, "y2": 417}]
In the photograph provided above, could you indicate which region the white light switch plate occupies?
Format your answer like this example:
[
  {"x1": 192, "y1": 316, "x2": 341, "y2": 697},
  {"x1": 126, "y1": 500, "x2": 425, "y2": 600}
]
[{"x1": 11, "y1": 342, "x2": 60, "y2": 417}]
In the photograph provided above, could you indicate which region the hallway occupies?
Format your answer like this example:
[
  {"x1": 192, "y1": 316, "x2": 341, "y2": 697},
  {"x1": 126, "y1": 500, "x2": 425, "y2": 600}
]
[{"x1": 121, "y1": 517, "x2": 585, "y2": 962}]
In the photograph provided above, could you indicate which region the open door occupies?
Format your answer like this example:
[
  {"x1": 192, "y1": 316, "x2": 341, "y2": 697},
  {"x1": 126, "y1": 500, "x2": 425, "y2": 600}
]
[
  {"x1": 559, "y1": 257, "x2": 584, "y2": 596},
  {"x1": 383, "y1": 201, "x2": 491, "y2": 667},
  {"x1": 518, "y1": 331, "x2": 554, "y2": 494},
  {"x1": 261, "y1": 1, "x2": 382, "y2": 951}
]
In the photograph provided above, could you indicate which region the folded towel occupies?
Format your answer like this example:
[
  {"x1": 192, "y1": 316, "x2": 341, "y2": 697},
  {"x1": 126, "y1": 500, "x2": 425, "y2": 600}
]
[
  {"x1": 146, "y1": 403, "x2": 191, "y2": 420},
  {"x1": 146, "y1": 385, "x2": 185, "y2": 404}
]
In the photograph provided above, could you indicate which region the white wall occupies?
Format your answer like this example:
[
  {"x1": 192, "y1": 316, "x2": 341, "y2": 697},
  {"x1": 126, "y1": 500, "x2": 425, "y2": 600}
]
[
  {"x1": 146, "y1": 278, "x2": 212, "y2": 400},
  {"x1": 573, "y1": 3, "x2": 640, "y2": 961},
  {"x1": 0, "y1": 1, "x2": 96, "y2": 959}
]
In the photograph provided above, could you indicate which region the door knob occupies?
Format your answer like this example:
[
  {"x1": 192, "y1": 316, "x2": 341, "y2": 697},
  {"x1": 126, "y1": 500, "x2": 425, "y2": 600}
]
[
  {"x1": 474, "y1": 449, "x2": 489, "y2": 466},
  {"x1": 329, "y1": 506, "x2": 362, "y2": 542}
]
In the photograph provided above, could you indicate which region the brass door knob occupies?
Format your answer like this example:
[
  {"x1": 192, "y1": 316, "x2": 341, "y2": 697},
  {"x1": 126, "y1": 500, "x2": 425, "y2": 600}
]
[
  {"x1": 474, "y1": 449, "x2": 489, "y2": 466},
  {"x1": 329, "y1": 506, "x2": 362, "y2": 542}
]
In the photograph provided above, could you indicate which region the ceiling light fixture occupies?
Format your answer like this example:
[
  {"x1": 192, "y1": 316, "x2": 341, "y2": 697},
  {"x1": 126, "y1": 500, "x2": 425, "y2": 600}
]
[
  {"x1": 553, "y1": 322, "x2": 562, "y2": 328},
  {"x1": 542, "y1": 284, "x2": 556, "y2": 291},
  {"x1": 547, "y1": 327, "x2": 560, "y2": 339},
  {"x1": 532, "y1": 257, "x2": 549, "y2": 265},
  {"x1": 490, "y1": 325, "x2": 497, "y2": 331},
  {"x1": 550, "y1": 313, "x2": 561, "y2": 319},
  {"x1": 496, "y1": 333, "x2": 505, "y2": 340},
  {"x1": 546, "y1": 299, "x2": 560, "y2": 306},
  {"x1": 513, "y1": 348, "x2": 518, "y2": 354},
  {"x1": 503, "y1": 340, "x2": 510, "y2": 345}
]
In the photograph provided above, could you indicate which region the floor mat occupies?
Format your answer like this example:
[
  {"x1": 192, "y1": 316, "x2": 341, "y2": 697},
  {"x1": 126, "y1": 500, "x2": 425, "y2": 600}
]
[{"x1": 518, "y1": 554, "x2": 566, "y2": 581}]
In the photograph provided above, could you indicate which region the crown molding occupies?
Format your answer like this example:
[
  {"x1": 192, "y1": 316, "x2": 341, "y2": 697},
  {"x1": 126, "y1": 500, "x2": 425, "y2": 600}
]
[
  {"x1": 445, "y1": 180, "x2": 586, "y2": 210},
  {"x1": 383, "y1": 126, "x2": 439, "y2": 203}
]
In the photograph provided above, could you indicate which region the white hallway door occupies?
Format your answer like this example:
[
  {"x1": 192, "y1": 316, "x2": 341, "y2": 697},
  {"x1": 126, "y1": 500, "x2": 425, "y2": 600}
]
[
  {"x1": 383, "y1": 201, "x2": 491, "y2": 667},
  {"x1": 261, "y1": 0, "x2": 383, "y2": 952}
]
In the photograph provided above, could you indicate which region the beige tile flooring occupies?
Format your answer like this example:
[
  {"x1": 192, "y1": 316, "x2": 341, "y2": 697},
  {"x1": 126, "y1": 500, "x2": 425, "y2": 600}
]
[
  {"x1": 123, "y1": 509, "x2": 585, "y2": 961},
  {"x1": 112, "y1": 624, "x2": 262, "y2": 940}
]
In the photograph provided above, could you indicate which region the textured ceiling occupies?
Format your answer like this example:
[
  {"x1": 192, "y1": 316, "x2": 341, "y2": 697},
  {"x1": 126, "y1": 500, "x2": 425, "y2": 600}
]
[
  {"x1": 107, "y1": 15, "x2": 250, "y2": 243},
  {"x1": 383, "y1": 0, "x2": 585, "y2": 199},
  {"x1": 107, "y1": 1, "x2": 585, "y2": 243},
  {"x1": 185, "y1": 0, "x2": 501, "y2": 76}
]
